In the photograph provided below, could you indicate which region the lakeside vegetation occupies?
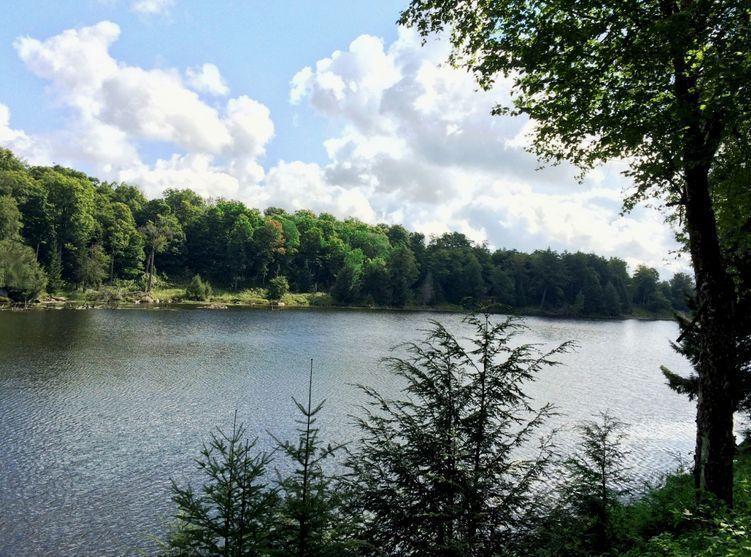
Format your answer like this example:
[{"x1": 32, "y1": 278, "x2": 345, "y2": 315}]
[
  {"x1": 2, "y1": 0, "x2": 750, "y2": 553},
  {"x1": 161, "y1": 315, "x2": 751, "y2": 557},
  {"x1": 151, "y1": 0, "x2": 751, "y2": 553},
  {"x1": 1, "y1": 148, "x2": 691, "y2": 318}
]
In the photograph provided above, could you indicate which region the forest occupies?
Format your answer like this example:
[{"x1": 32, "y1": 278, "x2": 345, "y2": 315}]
[
  {"x1": 2, "y1": 0, "x2": 751, "y2": 553},
  {"x1": 0, "y1": 148, "x2": 692, "y2": 317}
]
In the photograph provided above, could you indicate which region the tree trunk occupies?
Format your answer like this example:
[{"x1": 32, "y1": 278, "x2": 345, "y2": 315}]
[
  {"x1": 146, "y1": 247, "x2": 155, "y2": 293},
  {"x1": 684, "y1": 163, "x2": 737, "y2": 507},
  {"x1": 666, "y1": 4, "x2": 738, "y2": 504}
]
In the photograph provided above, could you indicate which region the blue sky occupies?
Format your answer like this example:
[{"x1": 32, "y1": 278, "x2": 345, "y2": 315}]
[
  {"x1": 0, "y1": 0, "x2": 686, "y2": 275},
  {"x1": 1, "y1": 0, "x2": 406, "y2": 166}
]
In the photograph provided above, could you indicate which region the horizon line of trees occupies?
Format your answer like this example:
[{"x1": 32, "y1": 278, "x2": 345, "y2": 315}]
[{"x1": 0, "y1": 148, "x2": 692, "y2": 316}]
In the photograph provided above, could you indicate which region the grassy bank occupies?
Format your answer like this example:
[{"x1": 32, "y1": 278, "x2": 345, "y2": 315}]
[
  {"x1": 23, "y1": 282, "x2": 676, "y2": 320},
  {"x1": 616, "y1": 445, "x2": 750, "y2": 556}
]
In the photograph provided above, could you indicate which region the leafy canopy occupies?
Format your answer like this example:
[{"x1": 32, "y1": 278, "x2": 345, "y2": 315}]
[{"x1": 400, "y1": 1, "x2": 751, "y2": 208}]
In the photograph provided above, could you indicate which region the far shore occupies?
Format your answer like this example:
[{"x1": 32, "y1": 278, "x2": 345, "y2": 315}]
[{"x1": 1, "y1": 295, "x2": 677, "y2": 322}]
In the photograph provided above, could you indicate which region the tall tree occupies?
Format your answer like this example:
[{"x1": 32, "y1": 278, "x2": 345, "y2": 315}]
[
  {"x1": 140, "y1": 214, "x2": 181, "y2": 293},
  {"x1": 401, "y1": 0, "x2": 749, "y2": 505}
]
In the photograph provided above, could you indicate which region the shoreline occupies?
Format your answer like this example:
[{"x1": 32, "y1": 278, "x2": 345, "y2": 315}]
[{"x1": 1, "y1": 299, "x2": 677, "y2": 322}]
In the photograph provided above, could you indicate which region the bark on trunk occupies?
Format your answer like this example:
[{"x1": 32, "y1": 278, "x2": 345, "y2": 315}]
[
  {"x1": 666, "y1": 2, "x2": 738, "y2": 504},
  {"x1": 684, "y1": 164, "x2": 737, "y2": 507}
]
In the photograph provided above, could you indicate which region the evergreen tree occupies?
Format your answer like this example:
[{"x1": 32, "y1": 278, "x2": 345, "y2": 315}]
[
  {"x1": 388, "y1": 245, "x2": 418, "y2": 307},
  {"x1": 272, "y1": 360, "x2": 356, "y2": 557},
  {"x1": 534, "y1": 413, "x2": 631, "y2": 556},
  {"x1": 331, "y1": 252, "x2": 362, "y2": 305},
  {"x1": 361, "y1": 258, "x2": 391, "y2": 306},
  {"x1": 75, "y1": 244, "x2": 110, "y2": 289},
  {"x1": 602, "y1": 282, "x2": 621, "y2": 317},
  {"x1": 580, "y1": 268, "x2": 605, "y2": 316},
  {"x1": 46, "y1": 239, "x2": 63, "y2": 292},
  {"x1": 346, "y1": 314, "x2": 571, "y2": 556},
  {"x1": 164, "y1": 414, "x2": 278, "y2": 556}
]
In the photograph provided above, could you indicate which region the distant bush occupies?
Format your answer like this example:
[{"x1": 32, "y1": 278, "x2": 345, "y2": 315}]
[
  {"x1": 185, "y1": 274, "x2": 212, "y2": 301},
  {"x1": 0, "y1": 239, "x2": 47, "y2": 302},
  {"x1": 267, "y1": 275, "x2": 289, "y2": 300}
]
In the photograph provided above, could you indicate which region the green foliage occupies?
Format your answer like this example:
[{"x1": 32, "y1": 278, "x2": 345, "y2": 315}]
[
  {"x1": 0, "y1": 149, "x2": 693, "y2": 316},
  {"x1": 535, "y1": 413, "x2": 632, "y2": 555},
  {"x1": 164, "y1": 415, "x2": 278, "y2": 556},
  {"x1": 400, "y1": 0, "x2": 747, "y2": 505},
  {"x1": 141, "y1": 214, "x2": 182, "y2": 293},
  {"x1": 75, "y1": 244, "x2": 110, "y2": 289},
  {"x1": 346, "y1": 315, "x2": 571, "y2": 556},
  {"x1": 361, "y1": 257, "x2": 390, "y2": 305},
  {"x1": 185, "y1": 274, "x2": 212, "y2": 301},
  {"x1": 331, "y1": 251, "x2": 362, "y2": 304},
  {"x1": 0, "y1": 195, "x2": 22, "y2": 240},
  {"x1": 388, "y1": 244, "x2": 418, "y2": 307},
  {"x1": 267, "y1": 275, "x2": 289, "y2": 301},
  {"x1": 272, "y1": 361, "x2": 357, "y2": 556},
  {"x1": 0, "y1": 239, "x2": 47, "y2": 302}
]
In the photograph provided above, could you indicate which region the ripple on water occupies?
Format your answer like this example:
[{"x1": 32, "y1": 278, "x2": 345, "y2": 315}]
[{"x1": 0, "y1": 310, "x2": 696, "y2": 555}]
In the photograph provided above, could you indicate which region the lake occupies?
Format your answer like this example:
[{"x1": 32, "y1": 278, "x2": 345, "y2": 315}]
[{"x1": 0, "y1": 308, "x2": 695, "y2": 556}]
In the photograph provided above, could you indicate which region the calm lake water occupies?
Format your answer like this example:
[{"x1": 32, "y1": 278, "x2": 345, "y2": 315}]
[{"x1": 0, "y1": 308, "x2": 695, "y2": 556}]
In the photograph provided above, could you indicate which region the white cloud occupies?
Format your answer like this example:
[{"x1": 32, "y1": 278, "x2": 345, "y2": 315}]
[
  {"x1": 0, "y1": 103, "x2": 53, "y2": 165},
  {"x1": 130, "y1": 0, "x2": 175, "y2": 15},
  {"x1": 258, "y1": 161, "x2": 376, "y2": 222},
  {"x1": 186, "y1": 63, "x2": 229, "y2": 96},
  {"x1": 99, "y1": 66, "x2": 232, "y2": 153},
  {"x1": 119, "y1": 154, "x2": 241, "y2": 199},
  {"x1": 285, "y1": 27, "x2": 685, "y2": 274},
  {"x1": 2, "y1": 22, "x2": 685, "y2": 275},
  {"x1": 7, "y1": 21, "x2": 273, "y2": 193}
]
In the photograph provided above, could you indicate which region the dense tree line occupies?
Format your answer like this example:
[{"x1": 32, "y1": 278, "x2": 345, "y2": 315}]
[{"x1": 0, "y1": 149, "x2": 691, "y2": 316}]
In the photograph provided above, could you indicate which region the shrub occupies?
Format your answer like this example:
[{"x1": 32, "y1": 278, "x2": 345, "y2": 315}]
[
  {"x1": 534, "y1": 413, "x2": 633, "y2": 556},
  {"x1": 185, "y1": 274, "x2": 212, "y2": 301},
  {"x1": 0, "y1": 239, "x2": 47, "y2": 302},
  {"x1": 267, "y1": 275, "x2": 289, "y2": 300}
]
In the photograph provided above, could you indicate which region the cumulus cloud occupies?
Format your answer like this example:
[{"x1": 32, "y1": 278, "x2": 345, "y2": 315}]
[
  {"x1": 1, "y1": 21, "x2": 685, "y2": 275},
  {"x1": 284, "y1": 27, "x2": 685, "y2": 274},
  {"x1": 7, "y1": 21, "x2": 273, "y2": 197},
  {"x1": 186, "y1": 63, "x2": 229, "y2": 96},
  {"x1": 258, "y1": 161, "x2": 376, "y2": 222}
]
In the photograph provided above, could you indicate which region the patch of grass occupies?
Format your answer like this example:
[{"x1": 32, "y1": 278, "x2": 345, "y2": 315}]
[{"x1": 150, "y1": 286, "x2": 184, "y2": 302}]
